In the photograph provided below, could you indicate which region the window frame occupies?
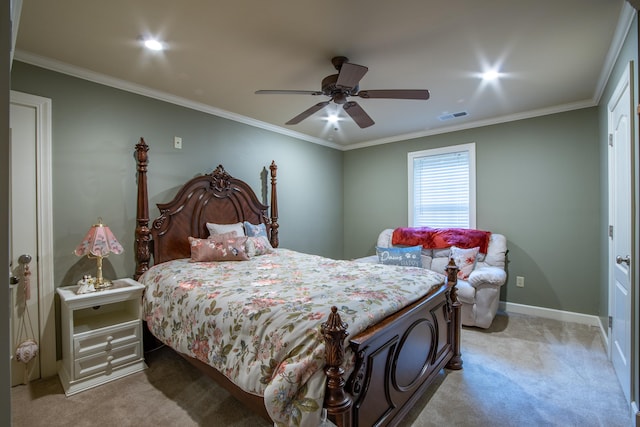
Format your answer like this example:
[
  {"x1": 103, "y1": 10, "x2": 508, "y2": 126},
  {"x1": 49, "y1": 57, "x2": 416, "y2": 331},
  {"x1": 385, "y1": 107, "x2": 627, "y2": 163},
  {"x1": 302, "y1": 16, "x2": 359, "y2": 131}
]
[{"x1": 407, "y1": 142, "x2": 477, "y2": 229}]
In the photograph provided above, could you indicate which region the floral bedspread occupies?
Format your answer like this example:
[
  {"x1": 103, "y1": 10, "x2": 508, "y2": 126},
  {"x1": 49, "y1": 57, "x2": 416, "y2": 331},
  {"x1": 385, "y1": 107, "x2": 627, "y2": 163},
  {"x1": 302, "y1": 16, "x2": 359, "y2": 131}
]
[{"x1": 140, "y1": 248, "x2": 444, "y2": 426}]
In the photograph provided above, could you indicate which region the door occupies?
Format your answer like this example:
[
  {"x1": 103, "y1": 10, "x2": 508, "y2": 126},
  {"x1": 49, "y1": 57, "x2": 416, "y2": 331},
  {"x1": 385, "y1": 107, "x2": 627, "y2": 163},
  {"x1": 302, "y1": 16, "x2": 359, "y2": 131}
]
[
  {"x1": 9, "y1": 91, "x2": 55, "y2": 384},
  {"x1": 10, "y1": 99, "x2": 39, "y2": 384},
  {"x1": 608, "y1": 63, "x2": 633, "y2": 405}
]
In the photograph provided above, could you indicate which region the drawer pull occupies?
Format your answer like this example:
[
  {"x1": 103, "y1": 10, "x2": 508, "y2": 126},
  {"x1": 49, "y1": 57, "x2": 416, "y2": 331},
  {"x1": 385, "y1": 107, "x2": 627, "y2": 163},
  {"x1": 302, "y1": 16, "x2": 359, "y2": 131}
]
[
  {"x1": 106, "y1": 355, "x2": 114, "y2": 364},
  {"x1": 106, "y1": 335, "x2": 114, "y2": 342}
]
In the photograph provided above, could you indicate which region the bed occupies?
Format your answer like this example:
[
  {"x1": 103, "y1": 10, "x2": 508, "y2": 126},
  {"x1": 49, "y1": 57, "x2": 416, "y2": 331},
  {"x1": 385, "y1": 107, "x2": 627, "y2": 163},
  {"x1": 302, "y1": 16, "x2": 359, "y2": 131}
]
[{"x1": 132, "y1": 138, "x2": 462, "y2": 427}]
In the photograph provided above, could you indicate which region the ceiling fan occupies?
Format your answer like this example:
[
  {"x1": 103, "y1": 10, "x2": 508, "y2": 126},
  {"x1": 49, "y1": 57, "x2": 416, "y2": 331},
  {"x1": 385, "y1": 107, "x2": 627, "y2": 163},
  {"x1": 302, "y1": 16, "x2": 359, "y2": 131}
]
[{"x1": 255, "y1": 56, "x2": 430, "y2": 129}]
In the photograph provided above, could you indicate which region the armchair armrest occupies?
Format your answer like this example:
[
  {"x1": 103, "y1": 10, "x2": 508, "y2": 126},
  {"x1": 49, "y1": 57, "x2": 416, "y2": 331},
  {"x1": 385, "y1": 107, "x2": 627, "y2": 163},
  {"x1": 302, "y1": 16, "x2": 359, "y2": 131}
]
[{"x1": 468, "y1": 266, "x2": 506, "y2": 288}]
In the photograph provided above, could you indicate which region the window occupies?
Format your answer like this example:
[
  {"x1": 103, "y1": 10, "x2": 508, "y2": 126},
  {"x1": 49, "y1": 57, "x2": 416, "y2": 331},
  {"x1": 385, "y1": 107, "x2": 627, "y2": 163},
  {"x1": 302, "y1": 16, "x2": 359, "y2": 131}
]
[{"x1": 408, "y1": 143, "x2": 476, "y2": 228}]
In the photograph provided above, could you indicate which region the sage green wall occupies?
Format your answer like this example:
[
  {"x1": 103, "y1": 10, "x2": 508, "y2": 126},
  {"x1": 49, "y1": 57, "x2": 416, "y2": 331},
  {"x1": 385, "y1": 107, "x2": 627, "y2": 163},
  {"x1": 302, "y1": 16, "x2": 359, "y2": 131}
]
[
  {"x1": 10, "y1": 61, "x2": 344, "y2": 291},
  {"x1": 344, "y1": 108, "x2": 601, "y2": 315}
]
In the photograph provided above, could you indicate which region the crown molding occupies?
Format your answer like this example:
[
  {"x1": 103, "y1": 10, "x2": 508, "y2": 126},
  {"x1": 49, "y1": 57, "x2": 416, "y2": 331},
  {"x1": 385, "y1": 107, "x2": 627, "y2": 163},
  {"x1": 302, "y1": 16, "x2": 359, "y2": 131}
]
[
  {"x1": 345, "y1": 99, "x2": 596, "y2": 151},
  {"x1": 593, "y1": 1, "x2": 635, "y2": 106},
  {"x1": 13, "y1": 50, "x2": 343, "y2": 151}
]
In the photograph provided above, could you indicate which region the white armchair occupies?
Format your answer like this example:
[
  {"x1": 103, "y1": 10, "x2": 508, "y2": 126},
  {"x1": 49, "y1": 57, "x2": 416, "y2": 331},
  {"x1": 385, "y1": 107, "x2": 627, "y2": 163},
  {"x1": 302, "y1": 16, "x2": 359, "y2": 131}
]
[{"x1": 355, "y1": 229, "x2": 508, "y2": 329}]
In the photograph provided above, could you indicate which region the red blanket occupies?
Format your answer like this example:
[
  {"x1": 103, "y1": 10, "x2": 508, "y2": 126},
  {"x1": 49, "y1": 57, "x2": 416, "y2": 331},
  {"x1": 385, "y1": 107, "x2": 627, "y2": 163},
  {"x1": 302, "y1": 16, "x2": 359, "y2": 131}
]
[{"x1": 392, "y1": 227, "x2": 491, "y2": 253}]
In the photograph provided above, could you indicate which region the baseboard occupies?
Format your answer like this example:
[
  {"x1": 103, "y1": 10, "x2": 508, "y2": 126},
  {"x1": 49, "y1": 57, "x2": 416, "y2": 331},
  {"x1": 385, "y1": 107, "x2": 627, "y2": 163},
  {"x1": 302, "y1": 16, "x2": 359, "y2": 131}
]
[
  {"x1": 499, "y1": 301, "x2": 602, "y2": 325},
  {"x1": 500, "y1": 301, "x2": 611, "y2": 353}
]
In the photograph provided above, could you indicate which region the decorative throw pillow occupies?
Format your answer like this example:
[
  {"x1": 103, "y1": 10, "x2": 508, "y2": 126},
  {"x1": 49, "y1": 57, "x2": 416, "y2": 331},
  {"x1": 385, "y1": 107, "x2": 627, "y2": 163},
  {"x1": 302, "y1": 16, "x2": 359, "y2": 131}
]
[
  {"x1": 243, "y1": 221, "x2": 268, "y2": 238},
  {"x1": 207, "y1": 231, "x2": 237, "y2": 240},
  {"x1": 188, "y1": 236, "x2": 249, "y2": 262},
  {"x1": 206, "y1": 222, "x2": 245, "y2": 237},
  {"x1": 376, "y1": 245, "x2": 422, "y2": 267},
  {"x1": 449, "y1": 246, "x2": 480, "y2": 279},
  {"x1": 245, "y1": 236, "x2": 274, "y2": 257}
]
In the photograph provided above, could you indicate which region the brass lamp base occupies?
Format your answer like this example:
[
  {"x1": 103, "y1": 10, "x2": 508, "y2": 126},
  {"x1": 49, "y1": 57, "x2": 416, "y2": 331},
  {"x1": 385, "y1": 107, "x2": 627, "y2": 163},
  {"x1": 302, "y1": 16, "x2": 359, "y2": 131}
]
[
  {"x1": 94, "y1": 278, "x2": 113, "y2": 290},
  {"x1": 93, "y1": 255, "x2": 113, "y2": 290}
]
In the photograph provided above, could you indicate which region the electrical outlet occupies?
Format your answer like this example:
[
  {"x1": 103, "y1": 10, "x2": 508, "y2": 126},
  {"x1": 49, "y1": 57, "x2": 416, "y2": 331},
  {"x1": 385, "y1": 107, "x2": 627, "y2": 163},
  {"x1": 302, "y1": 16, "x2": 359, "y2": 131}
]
[
  {"x1": 173, "y1": 136, "x2": 182, "y2": 149},
  {"x1": 516, "y1": 276, "x2": 525, "y2": 288}
]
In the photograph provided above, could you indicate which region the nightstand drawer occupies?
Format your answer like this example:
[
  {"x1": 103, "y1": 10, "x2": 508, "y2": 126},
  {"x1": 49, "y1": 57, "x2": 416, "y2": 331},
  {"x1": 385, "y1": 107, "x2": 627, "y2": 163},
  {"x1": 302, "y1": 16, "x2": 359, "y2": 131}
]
[
  {"x1": 74, "y1": 320, "x2": 141, "y2": 359},
  {"x1": 74, "y1": 341, "x2": 142, "y2": 380}
]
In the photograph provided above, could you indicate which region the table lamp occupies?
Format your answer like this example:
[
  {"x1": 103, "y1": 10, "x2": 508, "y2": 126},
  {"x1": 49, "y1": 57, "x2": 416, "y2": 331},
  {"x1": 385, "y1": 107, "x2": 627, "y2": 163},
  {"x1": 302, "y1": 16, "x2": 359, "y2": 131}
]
[{"x1": 74, "y1": 218, "x2": 124, "y2": 290}]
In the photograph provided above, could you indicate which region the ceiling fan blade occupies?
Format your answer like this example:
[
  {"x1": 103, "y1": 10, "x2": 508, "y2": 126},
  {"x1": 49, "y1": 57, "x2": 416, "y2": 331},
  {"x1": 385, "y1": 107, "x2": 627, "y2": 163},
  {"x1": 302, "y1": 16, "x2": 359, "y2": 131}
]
[
  {"x1": 336, "y1": 62, "x2": 368, "y2": 89},
  {"x1": 343, "y1": 101, "x2": 375, "y2": 128},
  {"x1": 285, "y1": 101, "x2": 331, "y2": 125},
  {"x1": 256, "y1": 90, "x2": 323, "y2": 95},
  {"x1": 357, "y1": 89, "x2": 430, "y2": 100}
]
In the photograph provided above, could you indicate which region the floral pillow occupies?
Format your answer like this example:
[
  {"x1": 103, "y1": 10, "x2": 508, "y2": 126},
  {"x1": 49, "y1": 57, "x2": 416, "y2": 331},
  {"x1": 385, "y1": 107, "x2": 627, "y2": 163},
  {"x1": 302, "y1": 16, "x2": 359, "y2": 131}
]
[
  {"x1": 243, "y1": 221, "x2": 268, "y2": 238},
  {"x1": 206, "y1": 222, "x2": 245, "y2": 237},
  {"x1": 449, "y1": 246, "x2": 480, "y2": 279},
  {"x1": 376, "y1": 245, "x2": 422, "y2": 267},
  {"x1": 188, "y1": 235, "x2": 249, "y2": 262},
  {"x1": 245, "y1": 236, "x2": 274, "y2": 257}
]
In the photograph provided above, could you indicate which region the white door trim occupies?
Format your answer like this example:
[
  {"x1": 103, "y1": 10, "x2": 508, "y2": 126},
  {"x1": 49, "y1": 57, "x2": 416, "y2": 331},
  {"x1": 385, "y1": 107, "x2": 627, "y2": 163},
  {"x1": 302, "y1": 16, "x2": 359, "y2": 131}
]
[{"x1": 10, "y1": 90, "x2": 55, "y2": 378}]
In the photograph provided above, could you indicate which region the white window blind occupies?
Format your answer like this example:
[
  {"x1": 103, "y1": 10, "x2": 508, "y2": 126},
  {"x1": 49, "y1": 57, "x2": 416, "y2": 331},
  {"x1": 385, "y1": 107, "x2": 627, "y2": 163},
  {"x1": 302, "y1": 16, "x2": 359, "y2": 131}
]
[{"x1": 408, "y1": 143, "x2": 476, "y2": 228}]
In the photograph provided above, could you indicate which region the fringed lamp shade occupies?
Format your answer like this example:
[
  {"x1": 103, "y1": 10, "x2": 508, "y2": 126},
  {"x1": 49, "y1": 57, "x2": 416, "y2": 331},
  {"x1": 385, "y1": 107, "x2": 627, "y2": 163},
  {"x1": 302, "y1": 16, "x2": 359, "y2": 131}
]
[{"x1": 74, "y1": 218, "x2": 123, "y2": 288}]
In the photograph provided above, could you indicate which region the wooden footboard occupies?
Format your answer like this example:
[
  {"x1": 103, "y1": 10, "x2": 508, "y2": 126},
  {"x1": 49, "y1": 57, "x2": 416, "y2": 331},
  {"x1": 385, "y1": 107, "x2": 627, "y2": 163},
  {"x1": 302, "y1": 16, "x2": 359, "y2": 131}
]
[{"x1": 322, "y1": 275, "x2": 462, "y2": 427}]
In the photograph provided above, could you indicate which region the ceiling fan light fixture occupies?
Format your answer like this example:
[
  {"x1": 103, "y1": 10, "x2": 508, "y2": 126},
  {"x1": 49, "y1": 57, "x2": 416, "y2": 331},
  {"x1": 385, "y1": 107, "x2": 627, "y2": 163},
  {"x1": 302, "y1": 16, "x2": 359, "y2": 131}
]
[
  {"x1": 142, "y1": 38, "x2": 165, "y2": 51},
  {"x1": 327, "y1": 114, "x2": 340, "y2": 124}
]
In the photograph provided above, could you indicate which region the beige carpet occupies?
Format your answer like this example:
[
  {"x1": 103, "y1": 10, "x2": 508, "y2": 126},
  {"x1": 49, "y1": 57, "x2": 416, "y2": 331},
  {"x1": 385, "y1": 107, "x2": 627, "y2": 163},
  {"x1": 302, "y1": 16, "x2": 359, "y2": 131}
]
[{"x1": 11, "y1": 312, "x2": 631, "y2": 427}]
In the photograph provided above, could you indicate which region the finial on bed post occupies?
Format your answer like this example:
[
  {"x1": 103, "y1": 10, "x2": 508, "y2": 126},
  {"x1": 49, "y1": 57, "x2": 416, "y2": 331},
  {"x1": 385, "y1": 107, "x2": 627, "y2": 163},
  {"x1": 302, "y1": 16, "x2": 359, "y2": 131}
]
[
  {"x1": 269, "y1": 161, "x2": 279, "y2": 248},
  {"x1": 321, "y1": 306, "x2": 353, "y2": 427},
  {"x1": 445, "y1": 258, "x2": 458, "y2": 288},
  {"x1": 444, "y1": 258, "x2": 463, "y2": 370},
  {"x1": 134, "y1": 138, "x2": 151, "y2": 280}
]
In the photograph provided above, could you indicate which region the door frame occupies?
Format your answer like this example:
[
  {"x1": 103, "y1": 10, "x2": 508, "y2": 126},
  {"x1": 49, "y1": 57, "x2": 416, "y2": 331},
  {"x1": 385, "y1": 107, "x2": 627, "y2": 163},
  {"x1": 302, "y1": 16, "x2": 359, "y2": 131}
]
[{"x1": 10, "y1": 90, "x2": 55, "y2": 378}]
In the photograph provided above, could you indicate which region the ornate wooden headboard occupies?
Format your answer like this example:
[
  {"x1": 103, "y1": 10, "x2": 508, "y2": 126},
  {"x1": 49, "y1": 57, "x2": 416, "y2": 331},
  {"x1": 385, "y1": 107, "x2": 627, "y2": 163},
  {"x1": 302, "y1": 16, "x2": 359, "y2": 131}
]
[{"x1": 133, "y1": 138, "x2": 279, "y2": 279}]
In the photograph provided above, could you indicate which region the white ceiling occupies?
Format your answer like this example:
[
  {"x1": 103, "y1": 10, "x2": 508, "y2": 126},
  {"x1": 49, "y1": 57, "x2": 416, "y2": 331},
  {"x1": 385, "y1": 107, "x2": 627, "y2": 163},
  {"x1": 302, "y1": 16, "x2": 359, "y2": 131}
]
[{"x1": 14, "y1": 0, "x2": 629, "y2": 149}]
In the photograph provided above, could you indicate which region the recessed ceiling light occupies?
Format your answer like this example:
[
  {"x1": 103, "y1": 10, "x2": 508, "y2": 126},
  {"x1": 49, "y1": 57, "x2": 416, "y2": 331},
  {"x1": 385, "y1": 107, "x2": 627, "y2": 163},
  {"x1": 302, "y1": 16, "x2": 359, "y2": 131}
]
[
  {"x1": 481, "y1": 69, "x2": 501, "y2": 81},
  {"x1": 143, "y1": 38, "x2": 164, "y2": 51}
]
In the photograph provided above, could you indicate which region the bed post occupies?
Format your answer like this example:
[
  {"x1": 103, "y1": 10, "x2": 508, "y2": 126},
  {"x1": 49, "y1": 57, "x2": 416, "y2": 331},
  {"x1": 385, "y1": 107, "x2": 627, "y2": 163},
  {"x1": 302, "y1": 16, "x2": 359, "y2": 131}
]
[
  {"x1": 321, "y1": 306, "x2": 352, "y2": 427},
  {"x1": 269, "y1": 161, "x2": 279, "y2": 248},
  {"x1": 445, "y1": 259, "x2": 463, "y2": 370},
  {"x1": 134, "y1": 138, "x2": 151, "y2": 280}
]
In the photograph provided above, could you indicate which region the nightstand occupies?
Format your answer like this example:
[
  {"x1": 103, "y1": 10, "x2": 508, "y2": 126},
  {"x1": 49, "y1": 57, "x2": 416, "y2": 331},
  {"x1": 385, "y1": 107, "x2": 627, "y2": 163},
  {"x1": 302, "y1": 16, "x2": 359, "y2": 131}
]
[{"x1": 56, "y1": 278, "x2": 147, "y2": 396}]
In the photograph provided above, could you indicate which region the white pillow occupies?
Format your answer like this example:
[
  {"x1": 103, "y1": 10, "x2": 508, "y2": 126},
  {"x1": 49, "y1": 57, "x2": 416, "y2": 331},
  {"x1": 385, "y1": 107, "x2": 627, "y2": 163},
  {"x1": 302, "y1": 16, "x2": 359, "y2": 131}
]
[
  {"x1": 206, "y1": 222, "x2": 245, "y2": 237},
  {"x1": 449, "y1": 246, "x2": 479, "y2": 279}
]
